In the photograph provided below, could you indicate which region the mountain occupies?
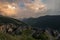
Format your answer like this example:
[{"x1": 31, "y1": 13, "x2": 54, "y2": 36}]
[
  {"x1": 0, "y1": 15, "x2": 60, "y2": 40},
  {"x1": 0, "y1": 15, "x2": 31, "y2": 35},
  {"x1": 23, "y1": 15, "x2": 60, "y2": 31}
]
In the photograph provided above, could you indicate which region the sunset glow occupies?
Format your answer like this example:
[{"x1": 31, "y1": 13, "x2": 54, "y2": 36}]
[
  {"x1": 0, "y1": 0, "x2": 47, "y2": 18},
  {"x1": 7, "y1": 5, "x2": 16, "y2": 9},
  {"x1": 0, "y1": 3, "x2": 18, "y2": 16}
]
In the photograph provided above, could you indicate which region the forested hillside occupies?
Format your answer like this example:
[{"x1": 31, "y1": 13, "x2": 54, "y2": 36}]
[
  {"x1": 23, "y1": 15, "x2": 60, "y2": 31},
  {"x1": 0, "y1": 15, "x2": 60, "y2": 40}
]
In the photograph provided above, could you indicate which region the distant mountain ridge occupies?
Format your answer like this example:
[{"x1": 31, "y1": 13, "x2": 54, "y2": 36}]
[{"x1": 23, "y1": 15, "x2": 60, "y2": 31}]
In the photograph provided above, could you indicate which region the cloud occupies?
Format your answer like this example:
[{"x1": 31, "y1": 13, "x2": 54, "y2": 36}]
[
  {"x1": 0, "y1": 2, "x2": 20, "y2": 17},
  {"x1": 0, "y1": 0, "x2": 47, "y2": 18}
]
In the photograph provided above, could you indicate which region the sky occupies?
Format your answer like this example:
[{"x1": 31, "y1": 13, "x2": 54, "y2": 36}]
[
  {"x1": 42, "y1": 0, "x2": 60, "y2": 15},
  {"x1": 0, "y1": 0, "x2": 60, "y2": 18}
]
